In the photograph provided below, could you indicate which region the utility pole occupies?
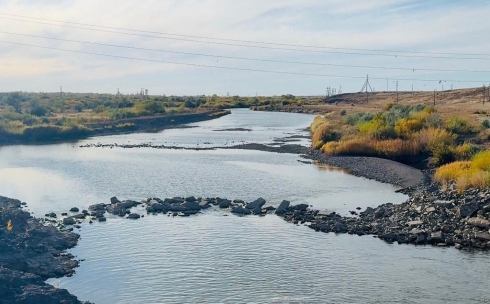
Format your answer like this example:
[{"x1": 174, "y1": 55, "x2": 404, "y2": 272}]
[
  {"x1": 360, "y1": 74, "x2": 373, "y2": 103},
  {"x1": 396, "y1": 81, "x2": 399, "y2": 104},
  {"x1": 434, "y1": 90, "x2": 436, "y2": 106},
  {"x1": 411, "y1": 85, "x2": 413, "y2": 97},
  {"x1": 60, "y1": 86, "x2": 63, "y2": 99},
  {"x1": 387, "y1": 79, "x2": 389, "y2": 91},
  {"x1": 484, "y1": 85, "x2": 487, "y2": 106}
]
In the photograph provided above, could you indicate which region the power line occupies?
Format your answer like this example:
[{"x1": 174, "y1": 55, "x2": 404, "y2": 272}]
[
  {"x1": 1, "y1": 15, "x2": 490, "y2": 61},
  {"x1": 1, "y1": 12, "x2": 489, "y2": 58},
  {"x1": 2, "y1": 31, "x2": 490, "y2": 73},
  {"x1": 0, "y1": 40, "x2": 487, "y2": 83}
]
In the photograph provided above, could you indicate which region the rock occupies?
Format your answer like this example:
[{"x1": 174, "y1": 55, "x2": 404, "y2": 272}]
[
  {"x1": 69, "y1": 207, "x2": 79, "y2": 213},
  {"x1": 231, "y1": 206, "x2": 252, "y2": 215},
  {"x1": 294, "y1": 204, "x2": 309, "y2": 211},
  {"x1": 169, "y1": 204, "x2": 188, "y2": 212},
  {"x1": 98, "y1": 217, "x2": 107, "y2": 222},
  {"x1": 127, "y1": 213, "x2": 141, "y2": 220},
  {"x1": 263, "y1": 206, "x2": 276, "y2": 211},
  {"x1": 318, "y1": 210, "x2": 335, "y2": 216},
  {"x1": 72, "y1": 214, "x2": 86, "y2": 220},
  {"x1": 468, "y1": 218, "x2": 490, "y2": 228},
  {"x1": 185, "y1": 196, "x2": 197, "y2": 202},
  {"x1": 88, "y1": 204, "x2": 106, "y2": 211},
  {"x1": 82, "y1": 210, "x2": 89, "y2": 215},
  {"x1": 246, "y1": 197, "x2": 266, "y2": 210},
  {"x1": 110, "y1": 196, "x2": 121, "y2": 204},
  {"x1": 333, "y1": 222, "x2": 348, "y2": 233},
  {"x1": 430, "y1": 231, "x2": 442, "y2": 241},
  {"x1": 275, "y1": 200, "x2": 290, "y2": 215},
  {"x1": 218, "y1": 199, "x2": 232, "y2": 209},
  {"x1": 61, "y1": 213, "x2": 68, "y2": 216},
  {"x1": 409, "y1": 228, "x2": 424, "y2": 234},
  {"x1": 433, "y1": 200, "x2": 453, "y2": 208},
  {"x1": 458, "y1": 201, "x2": 479, "y2": 218},
  {"x1": 455, "y1": 243, "x2": 463, "y2": 249},
  {"x1": 361, "y1": 207, "x2": 375, "y2": 215},
  {"x1": 252, "y1": 207, "x2": 263, "y2": 215},
  {"x1": 199, "y1": 200, "x2": 211, "y2": 209},
  {"x1": 441, "y1": 225, "x2": 455, "y2": 233},
  {"x1": 374, "y1": 208, "x2": 386, "y2": 219},
  {"x1": 46, "y1": 212, "x2": 56, "y2": 218},
  {"x1": 475, "y1": 232, "x2": 490, "y2": 242},
  {"x1": 407, "y1": 220, "x2": 423, "y2": 227},
  {"x1": 182, "y1": 201, "x2": 201, "y2": 211},
  {"x1": 62, "y1": 217, "x2": 76, "y2": 225},
  {"x1": 425, "y1": 207, "x2": 436, "y2": 213},
  {"x1": 146, "y1": 200, "x2": 168, "y2": 213}
]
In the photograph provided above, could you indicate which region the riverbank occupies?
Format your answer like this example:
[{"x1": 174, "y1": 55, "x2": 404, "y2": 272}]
[
  {"x1": 0, "y1": 110, "x2": 230, "y2": 146},
  {"x1": 0, "y1": 196, "x2": 89, "y2": 303}
]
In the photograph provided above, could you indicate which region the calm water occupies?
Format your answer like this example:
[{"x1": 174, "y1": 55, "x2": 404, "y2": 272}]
[{"x1": 0, "y1": 109, "x2": 488, "y2": 303}]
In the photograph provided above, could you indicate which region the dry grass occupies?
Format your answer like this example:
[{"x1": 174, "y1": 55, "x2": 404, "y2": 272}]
[
  {"x1": 456, "y1": 171, "x2": 490, "y2": 192},
  {"x1": 435, "y1": 151, "x2": 490, "y2": 191},
  {"x1": 322, "y1": 138, "x2": 420, "y2": 158}
]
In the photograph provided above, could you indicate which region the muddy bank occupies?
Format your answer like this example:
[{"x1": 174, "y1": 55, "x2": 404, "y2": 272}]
[
  {"x1": 305, "y1": 150, "x2": 427, "y2": 188},
  {"x1": 0, "y1": 196, "x2": 89, "y2": 303},
  {"x1": 79, "y1": 142, "x2": 309, "y2": 154}
]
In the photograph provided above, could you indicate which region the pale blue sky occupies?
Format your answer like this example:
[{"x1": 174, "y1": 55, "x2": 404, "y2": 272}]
[{"x1": 0, "y1": 0, "x2": 489, "y2": 95}]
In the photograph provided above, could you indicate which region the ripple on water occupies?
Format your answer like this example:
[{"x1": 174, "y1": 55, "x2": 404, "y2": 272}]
[{"x1": 51, "y1": 212, "x2": 490, "y2": 304}]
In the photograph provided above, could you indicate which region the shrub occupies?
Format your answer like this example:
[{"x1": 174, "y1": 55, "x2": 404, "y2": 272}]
[
  {"x1": 445, "y1": 117, "x2": 472, "y2": 134},
  {"x1": 417, "y1": 127, "x2": 457, "y2": 153},
  {"x1": 481, "y1": 119, "x2": 490, "y2": 129},
  {"x1": 471, "y1": 151, "x2": 490, "y2": 171},
  {"x1": 451, "y1": 143, "x2": 480, "y2": 161},
  {"x1": 394, "y1": 118, "x2": 423, "y2": 138},
  {"x1": 340, "y1": 109, "x2": 347, "y2": 116},
  {"x1": 383, "y1": 102, "x2": 395, "y2": 111},
  {"x1": 456, "y1": 171, "x2": 490, "y2": 192},
  {"x1": 434, "y1": 161, "x2": 472, "y2": 182}
]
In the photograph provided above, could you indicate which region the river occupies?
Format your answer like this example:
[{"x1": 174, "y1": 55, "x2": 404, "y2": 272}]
[{"x1": 0, "y1": 109, "x2": 488, "y2": 303}]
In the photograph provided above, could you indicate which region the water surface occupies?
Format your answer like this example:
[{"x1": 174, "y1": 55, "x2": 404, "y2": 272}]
[{"x1": 0, "y1": 109, "x2": 487, "y2": 304}]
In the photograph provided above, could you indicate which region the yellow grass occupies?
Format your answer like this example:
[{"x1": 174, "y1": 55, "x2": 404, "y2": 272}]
[
  {"x1": 321, "y1": 138, "x2": 421, "y2": 158},
  {"x1": 456, "y1": 171, "x2": 490, "y2": 192},
  {"x1": 434, "y1": 161, "x2": 472, "y2": 182}
]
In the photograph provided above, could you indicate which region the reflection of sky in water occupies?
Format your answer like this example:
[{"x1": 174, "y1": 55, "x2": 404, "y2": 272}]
[{"x1": 79, "y1": 108, "x2": 314, "y2": 148}]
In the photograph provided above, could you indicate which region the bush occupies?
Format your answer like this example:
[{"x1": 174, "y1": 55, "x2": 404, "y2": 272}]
[
  {"x1": 445, "y1": 117, "x2": 472, "y2": 134},
  {"x1": 481, "y1": 119, "x2": 490, "y2": 129},
  {"x1": 471, "y1": 151, "x2": 490, "y2": 171},
  {"x1": 434, "y1": 161, "x2": 472, "y2": 183},
  {"x1": 340, "y1": 109, "x2": 347, "y2": 116}
]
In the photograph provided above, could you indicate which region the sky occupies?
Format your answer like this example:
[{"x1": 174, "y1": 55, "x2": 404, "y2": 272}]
[{"x1": 0, "y1": 0, "x2": 489, "y2": 96}]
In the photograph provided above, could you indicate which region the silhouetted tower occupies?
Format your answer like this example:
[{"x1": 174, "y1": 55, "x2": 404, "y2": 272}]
[{"x1": 360, "y1": 75, "x2": 373, "y2": 103}]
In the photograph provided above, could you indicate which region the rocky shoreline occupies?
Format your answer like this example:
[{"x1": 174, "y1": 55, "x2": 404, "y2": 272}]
[
  {"x1": 0, "y1": 196, "x2": 90, "y2": 303},
  {"x1": 56, "y1": 185, "x2": 490, "y2": 251}
]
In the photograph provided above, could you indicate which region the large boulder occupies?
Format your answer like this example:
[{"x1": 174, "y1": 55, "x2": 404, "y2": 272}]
[
  {"x1": 458, "y1": 201, "x2": 479, "y2": 218},
  {"x1": 62, "y1": 217, "x2": 76, "y2": 226},
  {"x1": 110, "y1": 196, "x2": 121, "y2": 205},
  {"x1": 246, "y1": 198, "x2": 266, "y2": 210},
  {"x1": 231, "y1": 206, "x2": 252, "y2": 215},
  {"x1": 218, "y1": 199, "x2": 232, "y2": 209},
  {"x1": 182, "y1": 201, "x2": 201, "y2": 211},
  {"x1": 69, "y1": 207, "x2": 79, "y2": 213},
  {"x1": 275, "y1": 200, "x2": 290, "y2": 215}
]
